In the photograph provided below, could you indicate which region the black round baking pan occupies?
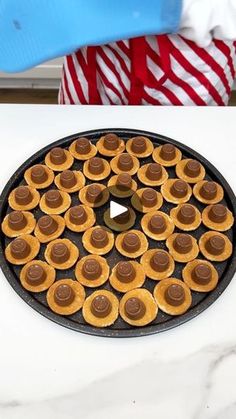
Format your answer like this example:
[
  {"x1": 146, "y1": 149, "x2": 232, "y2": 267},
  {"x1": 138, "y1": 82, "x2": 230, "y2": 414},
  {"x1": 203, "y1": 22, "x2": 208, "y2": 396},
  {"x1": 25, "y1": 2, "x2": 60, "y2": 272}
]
[{"x1": 0, "y1": 128, "x2": 235, "y2": 338}]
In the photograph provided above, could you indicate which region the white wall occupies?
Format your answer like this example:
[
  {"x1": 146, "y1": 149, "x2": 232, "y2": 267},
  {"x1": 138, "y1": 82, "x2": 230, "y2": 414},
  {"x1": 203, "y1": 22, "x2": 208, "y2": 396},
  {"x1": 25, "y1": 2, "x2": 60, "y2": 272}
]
[{"x1": 0, "y1": 58, "x2": 63, "y2": 89}]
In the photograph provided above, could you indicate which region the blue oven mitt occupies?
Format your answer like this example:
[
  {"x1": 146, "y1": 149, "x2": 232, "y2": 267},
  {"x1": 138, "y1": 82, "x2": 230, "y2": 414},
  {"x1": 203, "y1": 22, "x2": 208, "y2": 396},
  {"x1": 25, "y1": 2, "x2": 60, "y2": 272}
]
[{"x1": 0, "y1": 0, "x2": 182, "y2": 72}]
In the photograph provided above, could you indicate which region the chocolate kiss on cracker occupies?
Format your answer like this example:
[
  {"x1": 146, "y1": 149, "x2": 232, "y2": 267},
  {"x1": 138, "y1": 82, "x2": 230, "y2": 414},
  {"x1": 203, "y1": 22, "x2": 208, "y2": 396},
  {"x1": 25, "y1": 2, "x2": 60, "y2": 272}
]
[
  {"x1": 79, "y1": 184, "x2": 110, "y2": 208},
  {"x1": 109, "y1": 261, "x2": 146, "y2": 293},
  {"x1": 131, "y1": 187, "x2": 163, "y2": 213},
  {"x1": 108, "y1": 173, "x2": 137, "y2": 198},
  {"x1": 110, "y1": 153, "x2": 140, "y2": 175},
  {"x1": 65, "y1": 205, "x2": 96, "y2": 232},
  {"x1": 199, "y1": 231, "x2": 232, "y2": 262},
  {"x1": 166, "y1": 233, "x2": 199, "y2": 263},
  {"x1": 141, "y1": 249, "x2": 175, "y2": 280},
  {"x1": 45, "y1": 147, "x2": 74, "y2": 171},
  {"x1": 40, "y1": 189, "x2": 71, "y2": 215},
  {"x1": 170, "y1": 204, "x2": 201, "y2": 231},
  {"x1": 5, "y1": 234, "x2": 40, "y2": 265},
  {"x1": 193, "y1": 180, "x2": 224, "y2": 205},
  {"x1": 45, "y1": 238, "x2": 79, "y2": 269},
  {"x1": 9, "y1": 186, "x2": 40, "y2": 211},
  {"x1": 47, "y1": 279, "x2": 85, "y2": 315},
  {"x1": 55, "y1": 170, "x2": 85, "y2": 193},
  {"x1": 69, "y1": 137, "x2": 97, "y2": 160},
  {"x1": 202, "y1": 204, "x2": 234, "y2": 231},
  {"x1": 34, "y1": 214, "x2": 65, "y2": 243},
  {"x1": 75, "y1": 255, "x2": 109, "y2": 288},
  {"x1": 20, "y1": 260, "x2": 56, "y2": 292},
  {"x1": 176, "y1": 159, "x2": 206, "y2": 184},
  {"x1": 96, "y1": 133, "x2": 125, "y2": 157},
  {"x1": 104, "y1": 206, "x2": 136, "y2": 232},
  {"x1": 2, "y1": 210, "x2": 36, "y2": 238},
  {"x1": 24, "y1": 164, "x2": 54, "y2": 189},
  {"x1": 161, "y1": 179, "x2": 192, "y2": 204},
  {"x1": 126, "y1": 136, "x2": 154, "y2": 158},
  {"x1": 115, "y1": 229, "x2": 148, "y2": 258},
  {"x1": 83, "y1": 157, "x2": 111, "y2": 181},
  {"x1": 152, "y1": 143, "x2": 182, "y2": 167},
  {"x1": 141, "y1": 211, "x2": 175, "y2": 241},
  {"x1": 82, "y1": 226, "x2": 114, "y2": 255},
  {"x1": 154, "y1": 278, "x2": 192, "y2": 316},
  {"x1": 137, "y1": 163, "x2": 168, "y2": 187},
  {"x1": 183, "y1": 259, "x2": 219, "y2": 292},
  {"x1": 119, "y1": 289, "x2": 158, "y2": 326},
  {"x1": 82, "y1": 290, "x2": 119, "y2": 327}
]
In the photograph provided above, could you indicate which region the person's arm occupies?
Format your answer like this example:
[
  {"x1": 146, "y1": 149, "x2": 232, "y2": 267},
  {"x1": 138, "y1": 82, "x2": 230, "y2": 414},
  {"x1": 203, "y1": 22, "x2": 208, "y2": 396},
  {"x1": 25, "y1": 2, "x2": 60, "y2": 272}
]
[
  {"x1": 180, "y1": 0, "x2": 236, "y2": 47},
  {"x1": 0, "y1": 0, "x2": 182, "y2": 72}
]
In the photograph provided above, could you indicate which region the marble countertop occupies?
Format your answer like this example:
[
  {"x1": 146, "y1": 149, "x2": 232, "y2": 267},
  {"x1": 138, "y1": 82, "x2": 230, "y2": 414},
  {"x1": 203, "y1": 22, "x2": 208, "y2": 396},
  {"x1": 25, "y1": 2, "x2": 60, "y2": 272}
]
[{"x1": 0, "y1": 105, "x2": 235, "y2": 419}]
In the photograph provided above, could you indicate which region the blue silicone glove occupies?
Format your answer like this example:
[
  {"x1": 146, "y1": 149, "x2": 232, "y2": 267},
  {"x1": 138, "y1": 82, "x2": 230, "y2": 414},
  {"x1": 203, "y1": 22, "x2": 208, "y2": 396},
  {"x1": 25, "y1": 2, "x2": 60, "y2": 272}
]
[{"x1": 0, "y1": 0, "x2": 182, "y2": 72}]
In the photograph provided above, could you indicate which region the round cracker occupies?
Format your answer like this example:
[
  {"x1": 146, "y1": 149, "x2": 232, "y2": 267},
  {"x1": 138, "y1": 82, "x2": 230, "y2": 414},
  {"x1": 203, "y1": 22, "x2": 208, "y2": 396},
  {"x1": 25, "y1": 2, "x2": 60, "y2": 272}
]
[
  {"x1": 126, "y1": 137, "x2": 154, "y2": 158},
  {"x1": 193, "y1": 180, "x2": 224, "y2": 205},
  {"x1": 201, "y1": 205, "x2": 234, "y2": 232},
  {"x1": 154, "y1": 278, "x2": 192, "y2": 316},
  {"x1": 54, "y1": 170, "x2": 85, "y2": 193},
  {"x1": 2, "y1": 211, "x2": 36, "y2": 238},
  {"x1": 8, "y1": 186, "x2": 40, "y2": 211},
  {"x1": 152, "y1": 145, "x2": 182, "y2": 167},
  {"x1": 131, "y1": 188, "x2": 163, "y2": 213},
  {"x1": 109, "y1": 261, "x2": 146, "y2": 293},
  {"x1": 170, "y1": 204, "x2": 202, "y2": 231},
  {"x1": 82, "y1": 290, "x2": 119, "y2": 327},
  {"x1": 137, "y1": 163, "x2": 168, "y2": 187},
  {"x1": 82, "y1": 226, "x2": 114, "y2": 255},
  {"x1": 107, "y1": 175, "x2": 137, "y2": 198},
  {"x1": 79, "y1": 184, "x2": 109, "y2": 208},
  {"x1": 103, "y1": 207, "x2": 136, "y2": 232},
  {"x1": 110, "y1": 153, "x2": 140, "y2": 175},
  {"x1": 65, "y1": 205, "x2": 96, "y2": 232},
  {"x1": 182, "y1": 259, "x2": 219, "y2": 292},
  {"x1": 140, "y1": 249, "x2": 175, "y2": 280},
  {"x1": 119, "y1": 289, "x2": 158, "y2": 326},
  {"x1": 45, "y1": 238, "x2": 79, "y2": 269},
  {"x1": 47, "y1": 279, "x2": 85, "y2": 315},
  {"x1": 176, "y1": 159, "x2": 206, "y2": 184},
  {"x1": 115, "y1": 229, "x2": 148, "y2": 258},
  {"x1": 83, "y1": 158, "x2": 111, "y2": 181},
  {"x1": 34, "y1": 215, "x2": 65, "y2": 243},
  {"x1": 45, "y1": 149, "x2": 74, "y2": 171},
  {"x1": 39, "y1": 190, "x2": 71, "y2": 215},
  {"x1": 96, "y1": 136, "x2": 125, "y2": 157},
  {"x1": 141, "y1": 211, "x2": 175, "y2": 241},
  {"x1": 161, "y1": 179, "x2": 192, "y2": 204},
  {"x1": 20, "y1": 260, "x2": 56, "y2": 292},
  {"x1": 24, "y1": 165, "x2": 54, "y2": 189},
  {"x1": 69, "y1": 139, "x2": 97, "y2": 160},
  {"x1": 199, "y1": 231, "x2": 232, "y2": 262},
  {"x1": 166, "y1": 233, "x2": 199, "y2": 263},
  {"x1": 75, "y1": 255, "x2": 109, "y2": 288},
  {"x1": 5, "y1": 234, "x2": 40, "y2": 265}
]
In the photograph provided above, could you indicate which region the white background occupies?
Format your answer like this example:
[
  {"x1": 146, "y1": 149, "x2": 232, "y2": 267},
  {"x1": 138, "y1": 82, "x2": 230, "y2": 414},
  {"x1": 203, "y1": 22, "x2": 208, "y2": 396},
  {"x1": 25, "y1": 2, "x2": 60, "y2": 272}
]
[{"x1": 0, "y1": 105, "x2": 235, "y2": 419}]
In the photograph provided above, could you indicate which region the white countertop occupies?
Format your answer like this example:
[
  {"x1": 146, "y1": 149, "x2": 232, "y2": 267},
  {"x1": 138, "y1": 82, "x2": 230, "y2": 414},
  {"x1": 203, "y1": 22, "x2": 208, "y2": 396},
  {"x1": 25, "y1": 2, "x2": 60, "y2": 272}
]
[{"x1": 0, "y1": 105, "x2": 235, "y2": 419}]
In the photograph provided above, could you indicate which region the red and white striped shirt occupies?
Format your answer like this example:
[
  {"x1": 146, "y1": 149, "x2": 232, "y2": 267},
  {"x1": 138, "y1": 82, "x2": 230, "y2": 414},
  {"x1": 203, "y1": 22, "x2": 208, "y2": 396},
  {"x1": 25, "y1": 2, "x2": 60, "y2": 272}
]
[{"x1": 59, "y1": 34, "x2": 236, "y2": 106}]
